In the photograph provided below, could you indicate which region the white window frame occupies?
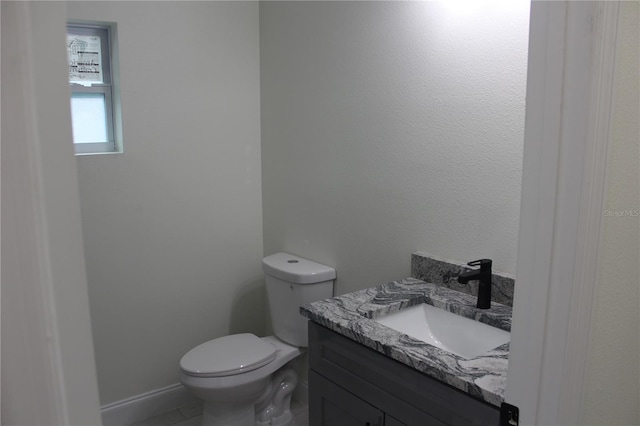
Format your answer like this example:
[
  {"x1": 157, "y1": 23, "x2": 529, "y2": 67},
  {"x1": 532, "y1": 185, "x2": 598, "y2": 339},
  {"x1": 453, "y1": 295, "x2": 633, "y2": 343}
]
[{"x1": 67, "y1": 22, "x2": 122, "y2": 155}]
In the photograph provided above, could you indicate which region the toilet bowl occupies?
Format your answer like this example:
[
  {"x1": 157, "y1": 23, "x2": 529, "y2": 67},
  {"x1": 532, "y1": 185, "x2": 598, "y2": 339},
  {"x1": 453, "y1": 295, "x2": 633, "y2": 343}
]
[
  {"x1": 179, "y1": 335, "x2": 302, "y2": 426},
  {"x1": 178, "y1": 253, "x2": 335, "y2": 426}
]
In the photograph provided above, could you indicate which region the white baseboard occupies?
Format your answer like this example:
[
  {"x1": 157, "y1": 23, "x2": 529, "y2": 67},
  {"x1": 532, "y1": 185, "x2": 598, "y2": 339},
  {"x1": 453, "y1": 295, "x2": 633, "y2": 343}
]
[
  {"x1": 101, "y1": 376, "x2": 307, "y2": 426},
  {"x1": 100, "y1": 383, "x2": 197, "y2": 426}
]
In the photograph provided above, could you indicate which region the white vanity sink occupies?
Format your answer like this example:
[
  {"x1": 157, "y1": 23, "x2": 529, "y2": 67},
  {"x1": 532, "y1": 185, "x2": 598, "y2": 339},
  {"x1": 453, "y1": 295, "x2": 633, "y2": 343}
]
[{"x1": 374, "y1": 303, "x2": 510, "y2": 359}]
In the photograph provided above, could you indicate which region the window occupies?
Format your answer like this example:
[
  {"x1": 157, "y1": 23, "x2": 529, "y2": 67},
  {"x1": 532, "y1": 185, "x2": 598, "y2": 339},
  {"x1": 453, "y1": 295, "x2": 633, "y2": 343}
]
[{"x1": 67, "y1": 23, "x2": 121, "y2": 154}]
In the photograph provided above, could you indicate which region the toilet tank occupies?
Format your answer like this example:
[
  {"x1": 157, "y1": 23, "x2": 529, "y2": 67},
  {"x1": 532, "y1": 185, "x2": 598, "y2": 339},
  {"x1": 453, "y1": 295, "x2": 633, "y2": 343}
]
[{"x1": 262, "y1": 253, "x2": 335, "y2": 347}]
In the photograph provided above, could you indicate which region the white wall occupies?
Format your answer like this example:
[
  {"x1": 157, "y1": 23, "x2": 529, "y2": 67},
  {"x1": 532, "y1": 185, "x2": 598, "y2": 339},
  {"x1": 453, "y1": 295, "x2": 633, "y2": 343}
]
[
  {"x1": 260, "y1": 1, "x2": 529, "y2": 295},
  {"x1": 581, "y1": 3, "x2": 640, "y2": 423},
  {"x1": 67, "y1": 2, "x2": 263, "y2": 405}
]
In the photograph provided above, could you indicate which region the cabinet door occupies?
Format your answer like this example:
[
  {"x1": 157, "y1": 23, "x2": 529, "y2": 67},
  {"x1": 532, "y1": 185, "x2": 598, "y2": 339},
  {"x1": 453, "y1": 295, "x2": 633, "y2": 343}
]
[
  {"x1": 384, "y1": 415, "x2": 407, "y2": 426},
  {"x1": 309, "y1": 371, "x2": 384, "y2": 426}
]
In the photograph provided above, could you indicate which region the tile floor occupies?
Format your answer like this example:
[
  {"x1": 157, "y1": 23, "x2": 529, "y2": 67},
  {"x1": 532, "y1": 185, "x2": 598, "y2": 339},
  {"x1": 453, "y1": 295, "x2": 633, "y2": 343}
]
[{"x1": 131, "y1": 399, "x2": 309, "y2": 426}]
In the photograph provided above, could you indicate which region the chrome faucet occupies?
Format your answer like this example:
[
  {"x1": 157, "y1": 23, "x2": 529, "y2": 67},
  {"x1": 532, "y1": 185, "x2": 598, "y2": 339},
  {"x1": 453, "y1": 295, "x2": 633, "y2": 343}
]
[{"x1": 457, "y1": 259, "x2": 492, "y2": 309}]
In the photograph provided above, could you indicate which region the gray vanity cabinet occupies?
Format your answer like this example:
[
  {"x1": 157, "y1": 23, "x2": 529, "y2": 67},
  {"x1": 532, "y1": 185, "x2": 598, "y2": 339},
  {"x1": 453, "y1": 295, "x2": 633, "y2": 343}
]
[
  {"x1": 311, "y1": 370, "x2": 407, "y2": 426},
  {"x1": 308, "y1": 322, "x2": 500, "y2": 426},
  {"x1": 310, "y1": 371, "x2": 385, "y2": 425}
]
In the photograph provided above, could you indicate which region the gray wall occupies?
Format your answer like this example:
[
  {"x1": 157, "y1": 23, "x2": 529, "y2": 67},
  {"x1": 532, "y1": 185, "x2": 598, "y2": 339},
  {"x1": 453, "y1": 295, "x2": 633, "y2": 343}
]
[
  {"x1": 68, "y1": 2, "x2": 263, "y2": 404},
  {"x1": 260, "y1": 1, "x2": 530, "y2": 296}
]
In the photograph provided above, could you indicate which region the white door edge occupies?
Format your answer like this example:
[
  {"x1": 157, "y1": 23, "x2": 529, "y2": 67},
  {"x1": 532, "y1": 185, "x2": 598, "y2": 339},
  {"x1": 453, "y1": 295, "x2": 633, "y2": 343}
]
[{"x1": 507, "y1": 2, "x2": 620, "y2": 424}]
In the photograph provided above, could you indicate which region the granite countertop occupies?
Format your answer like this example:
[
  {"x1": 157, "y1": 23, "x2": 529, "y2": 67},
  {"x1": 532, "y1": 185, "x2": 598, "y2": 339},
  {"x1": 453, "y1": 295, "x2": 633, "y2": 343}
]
[{"x1": 300, "y1": 277, "x2": 512, "y2": 407}]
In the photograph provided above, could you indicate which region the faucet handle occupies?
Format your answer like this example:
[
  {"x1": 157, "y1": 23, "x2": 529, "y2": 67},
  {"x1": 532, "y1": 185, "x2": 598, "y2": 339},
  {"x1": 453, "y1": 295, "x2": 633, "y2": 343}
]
[{"x1": 467, "y1": 259, "x2": 492, "y2": 270}]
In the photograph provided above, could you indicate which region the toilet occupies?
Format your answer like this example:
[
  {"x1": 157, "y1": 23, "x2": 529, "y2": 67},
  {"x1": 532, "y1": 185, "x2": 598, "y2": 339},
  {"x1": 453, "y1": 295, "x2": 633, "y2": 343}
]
[{"x1": 178, "y1": 253, "x2": 335, "y2": 426}]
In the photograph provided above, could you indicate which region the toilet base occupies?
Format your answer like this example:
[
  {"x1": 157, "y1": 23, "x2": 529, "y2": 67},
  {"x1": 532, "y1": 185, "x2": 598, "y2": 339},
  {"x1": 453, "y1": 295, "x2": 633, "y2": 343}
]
[
  {"x1": 199, "y1": 367, "x2": 297, "y2": 426},
  {"x1": 255, "y1": 367, "x2": 297, "y2": 426}
]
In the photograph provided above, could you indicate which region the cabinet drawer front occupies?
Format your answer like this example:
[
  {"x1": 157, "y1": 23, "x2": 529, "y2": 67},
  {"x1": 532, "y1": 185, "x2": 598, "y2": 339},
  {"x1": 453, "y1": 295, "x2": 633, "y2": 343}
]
[{"x1": 309, "y1": 322, "x2": 499, "y2": 426}]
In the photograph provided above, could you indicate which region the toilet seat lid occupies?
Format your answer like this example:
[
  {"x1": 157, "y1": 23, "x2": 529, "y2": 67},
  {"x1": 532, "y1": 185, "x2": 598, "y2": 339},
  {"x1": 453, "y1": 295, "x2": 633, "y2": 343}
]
[{"x1": 180, "y1": 333, "x2": 277, "y2": 377}]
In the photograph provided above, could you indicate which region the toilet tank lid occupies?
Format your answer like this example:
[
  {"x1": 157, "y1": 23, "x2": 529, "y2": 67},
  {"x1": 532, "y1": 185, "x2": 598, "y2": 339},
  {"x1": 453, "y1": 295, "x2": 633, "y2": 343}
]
[{"x1": 262, "y1": 253, "x2": 336, "y2": 284}]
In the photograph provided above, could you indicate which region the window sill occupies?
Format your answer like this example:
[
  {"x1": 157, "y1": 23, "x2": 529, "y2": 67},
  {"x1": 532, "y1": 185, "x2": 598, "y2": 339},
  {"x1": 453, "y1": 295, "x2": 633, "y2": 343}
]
[{"x1": 75, "y1": 150, "x2": 123, "y2": 157}]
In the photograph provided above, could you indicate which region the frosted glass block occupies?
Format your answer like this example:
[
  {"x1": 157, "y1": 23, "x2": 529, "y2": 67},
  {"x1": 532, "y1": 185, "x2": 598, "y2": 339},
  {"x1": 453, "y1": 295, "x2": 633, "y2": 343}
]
[{"x1": 71, "y1": 93, "x2": 108, "y2": 143}]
